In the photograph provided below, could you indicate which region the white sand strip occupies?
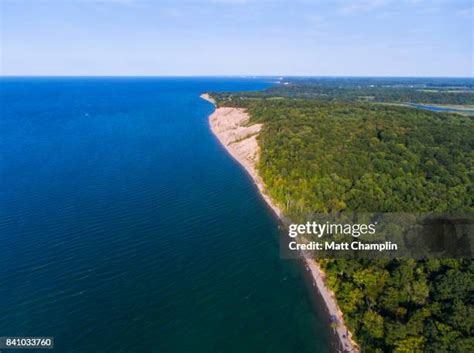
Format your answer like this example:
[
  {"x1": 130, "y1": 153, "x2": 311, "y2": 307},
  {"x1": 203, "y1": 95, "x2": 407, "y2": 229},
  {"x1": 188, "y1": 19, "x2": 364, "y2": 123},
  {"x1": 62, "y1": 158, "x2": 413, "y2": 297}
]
[{"x1": 203, "y1": 95, "x2": 359, "y2": 353}]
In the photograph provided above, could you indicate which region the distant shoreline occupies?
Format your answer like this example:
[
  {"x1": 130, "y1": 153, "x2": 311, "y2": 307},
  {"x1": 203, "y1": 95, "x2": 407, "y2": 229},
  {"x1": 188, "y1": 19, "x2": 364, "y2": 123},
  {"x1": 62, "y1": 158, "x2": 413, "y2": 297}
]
[{"x1": 201, "y1": 93, "x2": 359, "y2": 353}]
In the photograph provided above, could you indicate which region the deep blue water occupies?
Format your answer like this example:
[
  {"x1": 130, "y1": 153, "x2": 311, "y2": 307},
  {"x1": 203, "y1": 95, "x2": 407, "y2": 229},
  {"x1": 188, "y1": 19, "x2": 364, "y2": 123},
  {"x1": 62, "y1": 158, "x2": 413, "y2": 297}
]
[{"x1": 0, "y1": 78, "x2": 331, "y2": 353}]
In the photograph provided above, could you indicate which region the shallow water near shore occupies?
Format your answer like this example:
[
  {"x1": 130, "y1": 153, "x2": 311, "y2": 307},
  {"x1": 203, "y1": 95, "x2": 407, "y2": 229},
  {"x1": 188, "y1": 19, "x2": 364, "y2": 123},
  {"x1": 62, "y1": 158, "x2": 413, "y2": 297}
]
[{"x1": 0, "y1": 77, "x2": 331, "y2": 353}]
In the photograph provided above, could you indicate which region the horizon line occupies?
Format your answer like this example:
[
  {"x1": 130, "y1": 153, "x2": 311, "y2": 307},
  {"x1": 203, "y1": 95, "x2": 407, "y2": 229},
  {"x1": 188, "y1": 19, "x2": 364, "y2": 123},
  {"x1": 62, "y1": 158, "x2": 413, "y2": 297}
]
[{"x1": 1, "y1": 74, "x2": 473, "y2": 79}]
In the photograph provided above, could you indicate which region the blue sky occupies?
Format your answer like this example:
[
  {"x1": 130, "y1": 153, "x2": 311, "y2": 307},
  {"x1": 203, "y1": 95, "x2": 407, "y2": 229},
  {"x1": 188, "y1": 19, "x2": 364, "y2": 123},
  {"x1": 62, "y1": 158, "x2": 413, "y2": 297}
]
[{"x1": 1, "y1": 0, "x2": 472, "y2": 77}]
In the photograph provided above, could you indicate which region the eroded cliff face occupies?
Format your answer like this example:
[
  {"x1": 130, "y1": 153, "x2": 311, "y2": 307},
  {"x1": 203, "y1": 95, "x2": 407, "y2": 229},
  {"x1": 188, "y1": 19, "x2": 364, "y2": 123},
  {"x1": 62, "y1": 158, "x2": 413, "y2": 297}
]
[{"x1": 209, "y1": 107, "x2": 262, "y2": 169}]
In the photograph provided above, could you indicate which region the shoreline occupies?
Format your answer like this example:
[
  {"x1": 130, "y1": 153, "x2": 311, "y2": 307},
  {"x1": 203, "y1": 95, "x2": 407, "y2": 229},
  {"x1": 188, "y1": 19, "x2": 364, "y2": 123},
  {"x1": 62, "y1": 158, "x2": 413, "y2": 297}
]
[
  {"x1": 201, "y1": 93, "x2": 359, "y2": 353},
  {"x1": 201, "y1": 93, "x2": 285, "y2": 220}
]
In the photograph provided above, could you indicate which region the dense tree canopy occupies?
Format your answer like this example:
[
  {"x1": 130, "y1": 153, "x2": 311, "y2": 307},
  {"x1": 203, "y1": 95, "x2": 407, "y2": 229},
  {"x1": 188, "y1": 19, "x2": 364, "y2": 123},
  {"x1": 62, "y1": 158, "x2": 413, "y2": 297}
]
[
  {"x1": 264, "y1": 84, "x2": 474, "y2": 105},
  {"x1": 212, "y1": 88, "x2": 474, "y2": 352},
  {"x1": 214, "y1": 77, "x2": 474, "y2": 105}
]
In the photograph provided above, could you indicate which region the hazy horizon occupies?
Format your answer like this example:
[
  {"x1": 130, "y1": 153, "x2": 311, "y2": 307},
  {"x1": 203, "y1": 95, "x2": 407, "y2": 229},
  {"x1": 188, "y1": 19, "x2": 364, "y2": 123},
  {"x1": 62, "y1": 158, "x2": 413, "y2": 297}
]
[
  {"x1": 1, "y1": 0, "x2": 473, "y2": 77},
  {"x1": 1, "y1": 75, "x2": 473, "y2": 78}
]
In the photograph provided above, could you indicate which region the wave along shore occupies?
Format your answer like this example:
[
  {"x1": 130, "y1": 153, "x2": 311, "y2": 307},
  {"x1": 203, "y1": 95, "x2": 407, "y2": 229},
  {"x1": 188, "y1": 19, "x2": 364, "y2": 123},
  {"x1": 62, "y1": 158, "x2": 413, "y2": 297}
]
[{"x1": 201, "y1": 93, "x2": 359, "y2": 353}]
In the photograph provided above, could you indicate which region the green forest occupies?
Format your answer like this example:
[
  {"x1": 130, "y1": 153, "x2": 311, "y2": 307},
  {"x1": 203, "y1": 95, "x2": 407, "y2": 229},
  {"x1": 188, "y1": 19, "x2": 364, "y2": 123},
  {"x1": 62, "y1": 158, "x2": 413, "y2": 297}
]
[
  {"x1": 264, "y1": 84, "x2": 474, "y2": 105},
  {"x1": 211, "y1": 85, "x2": 473, "y2": 352},
  {"x1": 213, "y1": 78, "x2": 474, "y2": 106}
]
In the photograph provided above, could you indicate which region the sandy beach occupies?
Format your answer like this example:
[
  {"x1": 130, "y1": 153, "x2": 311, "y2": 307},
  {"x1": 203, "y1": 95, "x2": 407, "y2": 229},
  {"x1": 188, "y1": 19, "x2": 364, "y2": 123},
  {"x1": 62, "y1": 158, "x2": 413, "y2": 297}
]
[
  {"x1": 202, "y1": 94, "x2": 284, "y2": 219},
  {"x1": 202, "y1": 93, "x2": 359, "y2": 353}
]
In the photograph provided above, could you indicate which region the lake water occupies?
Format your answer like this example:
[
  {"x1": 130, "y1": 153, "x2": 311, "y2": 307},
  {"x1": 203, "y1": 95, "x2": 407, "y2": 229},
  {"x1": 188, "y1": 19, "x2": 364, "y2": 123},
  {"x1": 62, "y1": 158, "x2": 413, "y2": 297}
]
[
  {"x1": 0, "y1": 78, "x2": 331, "y2": 353},
  {"x1": 408, "y1": 103, "x2": 474, "y2": 113}
]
